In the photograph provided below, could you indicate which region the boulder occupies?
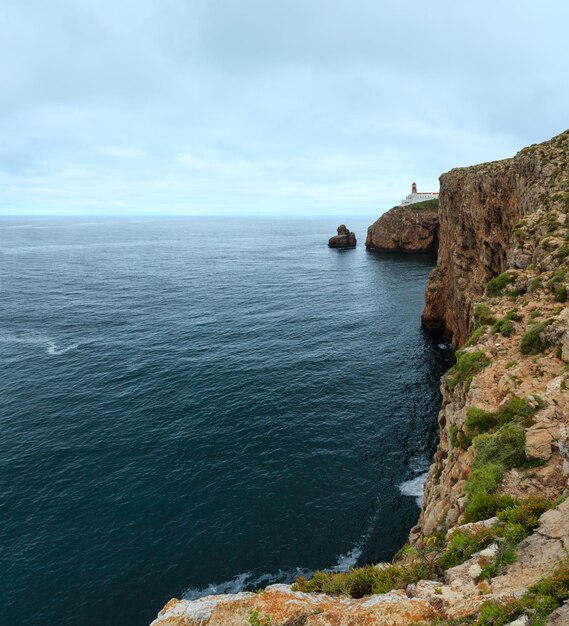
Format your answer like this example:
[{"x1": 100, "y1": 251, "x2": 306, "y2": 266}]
[{"x1": 328, "y1": 224, "x2": 357, "y2": 248}]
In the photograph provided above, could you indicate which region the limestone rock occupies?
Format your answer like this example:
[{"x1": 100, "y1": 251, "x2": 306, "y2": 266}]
[
  {"x1": 366, "y1": 205, "x2": 438, "y2": 253},
  {"x1": 150, "y1": 585, "x2": 439, "y2": 626},
  {"x1": 421, "y1": 132, "x2": 569, "y2": 346},
  {"x1": 328, "y1": 224, "x2": 357, "y2": 248}
]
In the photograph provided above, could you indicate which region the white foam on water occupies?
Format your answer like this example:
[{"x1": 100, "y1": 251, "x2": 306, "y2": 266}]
[
  {"x1": 0, "y1": 331, "x2": 81, "y2": 356},
  {"x1": 330, "y1": 545, "x2": 363, "y2": 572},
  {"x1": 182, "y1": 567, "x2": 311, "y2": 601},
  {"x1": 181, "y1": 541, "x2": 366, "y2": 601},
  {"x1": 438, "y1": 342, "x2": 452, "y2": 350},
  {"x1": 398, "y1": 472, "x2": 429, "y2": 506}
]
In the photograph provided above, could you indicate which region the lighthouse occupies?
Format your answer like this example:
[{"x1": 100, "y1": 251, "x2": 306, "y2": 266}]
[{"x1": 401, "y1": 182, "x2": 439, "y2": 206}]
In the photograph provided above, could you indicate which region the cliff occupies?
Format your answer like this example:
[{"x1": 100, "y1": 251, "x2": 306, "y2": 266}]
[
  {"x1": 422, "y1": 135, "x2": 569, "y2": 346},
  {"x1": 150, "y1": 131, "x2": 569, "y2": 625},
  {"x1": 365, "y1": 199, "x2": 439, "y2": 253}
]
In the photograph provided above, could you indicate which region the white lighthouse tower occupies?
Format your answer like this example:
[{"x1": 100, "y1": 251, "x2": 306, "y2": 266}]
[{"x1": 401, "y1": 182, "x2": 439, "y2": 206}]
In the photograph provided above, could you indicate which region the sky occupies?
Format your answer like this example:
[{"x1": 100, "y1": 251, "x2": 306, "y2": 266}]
[{"x1": 0, "y1": 0, "x2": 568, "y2": 217}]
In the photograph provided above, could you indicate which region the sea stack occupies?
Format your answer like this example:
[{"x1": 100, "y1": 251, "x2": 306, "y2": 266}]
[{"x1": 328, "y1": 224, "x2": 356, "y2": 248}]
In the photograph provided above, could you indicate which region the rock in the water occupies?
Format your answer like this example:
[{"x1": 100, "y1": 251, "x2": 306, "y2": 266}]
[{"x1": 328, "y1": 224, "x2": 357, "y2": 248}]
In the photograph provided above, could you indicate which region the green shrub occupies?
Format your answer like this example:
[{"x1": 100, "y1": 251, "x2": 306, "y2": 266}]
[
  {"x1": 449, "y1": 424, "x2": 459, "y2": 448},
  {"x1": 466, "y1": 396, "x2": 535, "y2": 435},
  {"x1": 438, "y1": 527, "x2": 494, "y2": 570},
  {"x1": 482, "y1": 422, "x2": 526, "y2": 468},
  {"x1": 293, "y1": 558, "x2": 432, "y2": 598},
  {"x1": 555, "y1": 286, "x2": 567, "y2": 302},
  {"x1": 548, "y1": 269, "x2": 566, "y2": 290},
  {"x1": 464, "y1": 326, "x2": 487, "y2": 348},
  {"x1": 464, "y1": 493, "x2": 517, "y2": 523},
  {"x1": 448, "y1": 351, "x2": 491, "y2": 391},
  {"x1": 466, "y1": 406, "x2": 498, "y2": 432},
  {"x1": 407, "y1": 198, "x2": 439, "y2": 212},
  {"x1": 492, "y1": 317, "x2": 515, "y2": 337},
  {"x1": 557, "y1": 244, "x2": 569, "y2": 259},
  {"x1": 520, "y1": 320, "x2": 553, "y2": 354},
  {"x1": 473, "y1": 304, "x2": 496, "y2": 328},
  {"x1": 498, "y1": 496, "x2": 553, "y2": 532},
  {"x1": 529, "y1": 309, "x2": 542, "y2": 320},
  {"x1": 465, "y1": 462, "x2": 505, "y2": 499},
  {"x1": 486, "y1": 272, "x2": 515, "y2": 296},
  {"x1": 530, "y1": 278, "x2": 543, "y2": 292},
  {"x1": 463, "y1": 423, "x2": 526, "y2": 522}
]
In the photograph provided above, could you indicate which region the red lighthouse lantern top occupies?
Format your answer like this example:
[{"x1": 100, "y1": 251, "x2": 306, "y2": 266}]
[{"x1": 412, "y1": 182, "x2": 417, "y2": 193}]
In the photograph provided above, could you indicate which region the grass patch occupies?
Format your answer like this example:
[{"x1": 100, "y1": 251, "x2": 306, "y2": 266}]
[
  {"x1": 407, "y1": 198, "x2": 439, "y2": 212},
  {"x1": 448, "y1": 351, "x2": 491, "y2": 392},
  {"x1": 548, "y1": 268, "x2": 566, "y2": 291},
  {"x1": 520, "y1": 320, "x2": 554, "y2": 355},
  {"x1": 530, "y1": 278, "x2": 543, "y2": 292},
  {"x1": 466, "y1": 396, "x2": 535, "y2": 435},
  {"x1": 464, "y1": 326, "x2": 487, "y2": 348},
  {"x1": 556, "y1": 243, "x2": 569, "y2": 259},
  {"x1": 486, "y1": 272, "x2": 515, "y2": 297},
  {"x1": 554, "y1": 286, "x2": 567, "y2": 302},
  {"x1": 473, "y1": 304, "x2": 496, "y2": 328},
  {"x1": 463, "y1": 422, "x2": 526, "y2": 523}
]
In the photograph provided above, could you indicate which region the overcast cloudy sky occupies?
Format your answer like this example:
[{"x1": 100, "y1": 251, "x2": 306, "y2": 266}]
[{"x1": 1, "y1": 1, "x2": 568, "y2": 216}]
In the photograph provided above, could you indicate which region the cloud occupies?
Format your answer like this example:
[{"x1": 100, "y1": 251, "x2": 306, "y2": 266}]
[{"x1": 0, "y1": 0, "x2": 567, "y2": 215}]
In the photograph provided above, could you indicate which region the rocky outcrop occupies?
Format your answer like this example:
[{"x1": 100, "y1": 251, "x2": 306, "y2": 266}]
[
  {"x1": 328, "y1": 224, "x2": 357, "y2": 248},
  {"x1": 365, "y1": 201, "x2": 439, "y2": 253}
]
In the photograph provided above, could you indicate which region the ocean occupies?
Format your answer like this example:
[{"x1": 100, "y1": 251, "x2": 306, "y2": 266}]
[{"x1": 0, "y1": 217, "x2": 452, "y2": 625}]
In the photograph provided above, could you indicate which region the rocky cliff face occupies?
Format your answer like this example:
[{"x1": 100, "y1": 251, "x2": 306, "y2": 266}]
[
  {"x1": 414, "y1": 129, "x2": 569, "y2": 545},
  {"x1": 150, "y1": 131, "x2": 569, "y2": 625},
  {"x1": 365, "y1": 200, "x2": 439, "y2": 253},
  {"x1": 422, "y1": 134, "x2": 569, "y2": 346}
]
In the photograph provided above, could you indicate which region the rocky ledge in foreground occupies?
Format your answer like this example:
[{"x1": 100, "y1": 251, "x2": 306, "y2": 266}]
[
  {"x1": 328, "y1": 224, "x2": 357, "y2": 248},
  {"x1": 365, "y1": 199, "x2": 439, "y2": 253}
]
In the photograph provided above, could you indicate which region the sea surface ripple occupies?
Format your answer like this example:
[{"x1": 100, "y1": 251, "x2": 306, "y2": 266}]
[{"x1": 0, "y1": 217, "x2": 452, "y2": 625}]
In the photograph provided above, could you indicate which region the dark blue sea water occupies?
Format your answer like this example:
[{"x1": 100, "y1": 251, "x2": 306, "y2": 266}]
[{"x1": 0, "y1": 217, "x2": 452, "y2": 626}]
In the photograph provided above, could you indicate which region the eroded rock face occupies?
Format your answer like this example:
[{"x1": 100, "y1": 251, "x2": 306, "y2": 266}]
[
  {"x1": 413, "y1": 129, "x2": 569, "y2": 540},
  {"x1": 365, "y1": 205, "x2": 438, "y2": 253},
  {"x1": 422, "y1": 131, "x2": 569, "y2": 346},
  {"x1": 328, "y1": 224, "x2": 357, "y2": 248}
]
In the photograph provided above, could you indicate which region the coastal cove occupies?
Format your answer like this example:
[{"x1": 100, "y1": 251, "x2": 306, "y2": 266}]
[{"x1": 0, "y1": 217, "x2": 452, "y2": 626}]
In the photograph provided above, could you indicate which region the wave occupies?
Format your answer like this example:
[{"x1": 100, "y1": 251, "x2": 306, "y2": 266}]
[
  {"x1": 398, "y1": 472, "x2": 429, "y2": 506},
  {"x1": 0, "y1": 331, "x2": 81, "y2": 356},
  {"x1": 182, "y1": 541, "x2": 366, "y2": 601}
]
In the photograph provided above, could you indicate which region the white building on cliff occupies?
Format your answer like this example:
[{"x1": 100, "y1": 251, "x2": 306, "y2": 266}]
[{"x1": 401, "y1": 182, "x2": 439, "y2": 206}]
